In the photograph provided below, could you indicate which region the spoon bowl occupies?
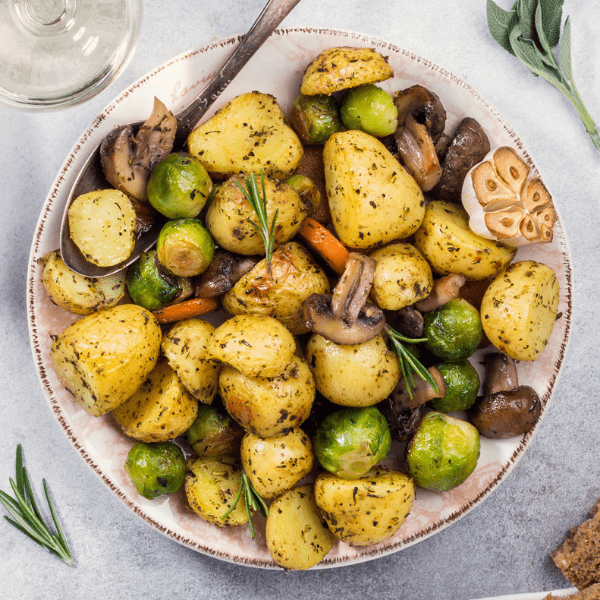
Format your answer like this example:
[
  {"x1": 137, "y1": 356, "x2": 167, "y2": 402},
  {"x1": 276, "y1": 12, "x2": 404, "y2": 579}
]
[{"x1": 59, "y1": 0, "x2": 302, "y2": 277}]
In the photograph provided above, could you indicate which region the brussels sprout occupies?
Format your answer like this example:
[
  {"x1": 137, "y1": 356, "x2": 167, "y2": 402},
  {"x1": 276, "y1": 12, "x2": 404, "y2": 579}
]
[
  {"x1": 124, "y1": 441, "x2": 186, "y2": 499},
  {"x1": 147, "y1": 152, "x2": 212, "y2": 219},
  {"x1": 156, "y1": 218, "x2": 215, "y2": 278},
  {"x1": 406, "y1": 411, "x2": 480, "y2": 492},
  {"x1": 187, "y1": 403, "x2": 244, "y2": 458},
  {"x1": 289, "y1": 94, "x2": 341, "y2": 145},
  {"x1": 313, "y1": 406, "x2": 392, "y2": 479},
  {"x1": 286, "y1": 174, "x2": 322, "y2": 217},
  {"x1": 430, "y1": 361, "x2": 481, "y2": 413},
  {"x1": 126, "y1": 250, "x2": 185, "y2": 311},
  {"x1": 423, "y1": 298, "x2": 482, "y2": 361},
  {"x1": 340, "y1": 84, "x2": 398, "y2": 137}
]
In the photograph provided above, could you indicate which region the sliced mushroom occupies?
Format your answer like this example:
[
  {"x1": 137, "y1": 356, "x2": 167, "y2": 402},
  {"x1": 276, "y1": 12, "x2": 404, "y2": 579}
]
[
  {"x1": 386, "y1": 305, "x2": 424, "y2": 338},
  {"x1": 387, "y1": 366, "x2": 446, "y2": 411},
  {"x1": 100, "y1": 97, "x2": 177, "y2": 201},
  {"x1": 378, "y1": 400, "x2": 426, "y2": 443},
  {"x1": 415, "y1": 273, "x2": 467, "y2": 312},
  {"x1": 195, "y1": 249, "x2": 260, "y2": 299},
  {"x1": 393, "y1": 85, "x2": 447, "y2": 192},
  {"x1": 468, "y1": 352, "x2": 542, "y2": 438},
  {"x1": 303, "y1": 253, "x2": 385, "y2": 345},
  {"x1": 431, "y1": 117, "x2": 491, "y2": 202}
]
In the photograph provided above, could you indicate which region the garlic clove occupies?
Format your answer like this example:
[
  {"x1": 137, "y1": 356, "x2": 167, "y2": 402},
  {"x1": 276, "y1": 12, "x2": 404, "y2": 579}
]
[{"x1": 484, "y1": 205, "x2": 524, "y2": 239}]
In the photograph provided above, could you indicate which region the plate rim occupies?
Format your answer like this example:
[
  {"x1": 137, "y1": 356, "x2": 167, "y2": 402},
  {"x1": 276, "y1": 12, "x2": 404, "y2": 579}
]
[{"x1": 26, "y1": 26, "x2": 573, "y2": 569}]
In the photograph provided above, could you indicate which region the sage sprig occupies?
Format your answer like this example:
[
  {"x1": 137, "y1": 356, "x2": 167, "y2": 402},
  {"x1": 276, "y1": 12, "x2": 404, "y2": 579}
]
[
  {"x1": 236, "y1": 171, "x2": 279, "y2": 274},
  {"x1": 386, "y1": 325, "x2": 439, "y2": 400},
  {"x1": 221, "y1": 472, "x2": 269, "y2": 539},
  {"x1": 487, "y1": 0, "x2": 600, "y2": 150},
  {"x1": 0, "y1": 445, "x2": 74, "y2": 566}
]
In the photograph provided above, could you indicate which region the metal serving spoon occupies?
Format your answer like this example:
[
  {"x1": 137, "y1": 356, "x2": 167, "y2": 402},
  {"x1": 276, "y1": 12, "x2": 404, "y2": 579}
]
[{"x1": 59, "y1": 0, "x2": 302, "y2": 278}]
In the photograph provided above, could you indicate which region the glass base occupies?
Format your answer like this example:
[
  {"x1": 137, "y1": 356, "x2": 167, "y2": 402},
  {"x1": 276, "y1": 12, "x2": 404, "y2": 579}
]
[{"x1": 0, "y1": 0, "x2": 141, "y2": 110}]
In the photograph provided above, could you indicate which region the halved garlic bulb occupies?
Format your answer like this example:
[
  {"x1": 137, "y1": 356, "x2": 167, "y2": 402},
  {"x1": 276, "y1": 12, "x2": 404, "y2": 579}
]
[{"x1": 461, "y1": 146, "x2": 556, "y2": 247}]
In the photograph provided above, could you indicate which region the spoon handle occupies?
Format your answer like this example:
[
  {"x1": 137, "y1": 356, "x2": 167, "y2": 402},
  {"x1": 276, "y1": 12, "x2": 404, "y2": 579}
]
[{"x1": 175, "y1": 0, "x2": 302, "y2": 145}]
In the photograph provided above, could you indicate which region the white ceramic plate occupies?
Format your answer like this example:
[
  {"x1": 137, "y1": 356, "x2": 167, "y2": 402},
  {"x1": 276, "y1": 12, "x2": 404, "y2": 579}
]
[{"x1": 27, "y1": 28, "x2": 572, "y2": 569}]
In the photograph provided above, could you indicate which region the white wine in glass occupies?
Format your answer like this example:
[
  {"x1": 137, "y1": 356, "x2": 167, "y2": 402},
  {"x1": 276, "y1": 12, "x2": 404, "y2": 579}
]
[{"x1": 0, "y1": 0, "x2": 141, "y2": 109}]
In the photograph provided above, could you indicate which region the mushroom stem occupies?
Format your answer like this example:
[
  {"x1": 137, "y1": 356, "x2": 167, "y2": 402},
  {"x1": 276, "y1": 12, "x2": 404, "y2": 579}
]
[
  {"x1": 331, "y1": 253, "x2": 376, "y2": 322},
  {"x1": 415, "y1": 273, "x2": 466, "y2": 312},
  {"x1": 389, "y1": 366, "x2": 447, "y2": 411},
  {"x1": 483, "y1": 353, "x2": 519, "y2": 395}
]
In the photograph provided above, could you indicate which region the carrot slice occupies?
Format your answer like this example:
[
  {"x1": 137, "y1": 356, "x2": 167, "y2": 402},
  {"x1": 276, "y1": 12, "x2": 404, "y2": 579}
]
[
  {"x1": 297, "y1": 217, "x2": 349, "y2": 275},
  {"x1": 152, "y1": 297, "x2": 220, "y2": 324}
]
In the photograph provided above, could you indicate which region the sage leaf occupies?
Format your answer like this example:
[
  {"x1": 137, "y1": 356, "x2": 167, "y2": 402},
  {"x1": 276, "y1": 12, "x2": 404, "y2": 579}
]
[
  {"x1": 516, "y1": 0, "x2": 538, "y2": 41},
  {"x1": 539, "y1": 0, "x2": 564, "y2": 48},
  {"x1": 558, "y1": 16, "x2": 573, "y2": 84},
  {"x1": 486, "y1": 0, "x2": 518, "y2": 55},
  {"x1": 534, "y1": 3, "x2": 560, "y2": 70}
]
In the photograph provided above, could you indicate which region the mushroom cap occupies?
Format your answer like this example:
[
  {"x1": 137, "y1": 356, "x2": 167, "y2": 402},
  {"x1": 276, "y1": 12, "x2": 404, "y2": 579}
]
[{"x1": 462, "y1": 146, "x2": 556, "y2": 247}]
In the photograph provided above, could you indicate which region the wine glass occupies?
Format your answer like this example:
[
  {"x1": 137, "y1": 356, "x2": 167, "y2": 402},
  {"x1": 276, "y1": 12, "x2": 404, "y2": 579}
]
[{"x1": 0, "y1": 0, "x2": 141, "y2": 109}]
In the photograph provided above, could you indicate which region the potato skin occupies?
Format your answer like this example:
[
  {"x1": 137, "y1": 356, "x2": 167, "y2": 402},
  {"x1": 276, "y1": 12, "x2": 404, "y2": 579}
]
[
  {"x1": 206, "y1": 175, "x2": 308, "y2": 255},
  {"x1": 112, "y1": 359, "x2": 198, "y2": 442},
  {"x1": 369, "y1": 242, "x2": 433, "y2": 310},
  {"x1": 480, "y1": 260, "x2": 559, "y2": 361},
  {"x1": 41, "y1": 250, "x2": 126, "y2": 315},
  {"x1": 301, "y1": 47, "x2": 393, "y2": 96},
  {"x1": 207, "y1": 314, "x2": 296, "y2": 378},
  {"x1": 240, "y1": 428, "x2": 314, "y2": 499},
  {"x1": 187, "y1": 92, "x2": 303, "y2": 180},
  {"x1": 266, "y1": 484, "x2": 335, "y2": 570},
  {"x1": 185, "y1": 455, "x2": 249, "y2": 527},
  {"x1": 305, "y1": 333, "x2": 400, "y2": 407},
  {"x1": 50, "y1": 304, "x2": 162, "y2": 416},
  {"x1": 414, "y1": 200, "x2": 516, "y2": 280},
  {"x1": 222, "y1": 242, "x2": 330, "y2": 334},
  {"x1": 219, "y1": 356, "x2": 315, "y2": 438},
  {"x1": 314, "y1": 467, "x2": 415, "y2": 546},
  {"x1": 161, "y1": 318, "x2": 220, "y2": 403},
  {"x1": 324, "y1": 130, "x2": 425, "y2": 249}
]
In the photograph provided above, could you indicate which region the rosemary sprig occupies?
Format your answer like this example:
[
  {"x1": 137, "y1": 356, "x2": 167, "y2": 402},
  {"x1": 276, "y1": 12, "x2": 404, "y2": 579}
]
[
  {"x1": 236, "y1": 171, "x2": 279, "y2": 274},
  {"x1": 386, "y1": 325, "x2": 439, "y2": 400},
  {"x1": 0, "y1": 445, "x2": 74, "y2": 566},
  {"x1": 221, "y1": 472, "x2": 269, "y2": 539}
]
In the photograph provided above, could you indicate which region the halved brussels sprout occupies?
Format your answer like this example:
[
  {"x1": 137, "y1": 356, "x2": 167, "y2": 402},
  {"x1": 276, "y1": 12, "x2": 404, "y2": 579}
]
[
  {"x1": 186, "y1": 403, "x2": 244, "y2": 458},
  {"x1": 289, "y1": 94, "x2": 341, "y2": 145},
  {"x1": 156, "y1": 218, "x2": 215, "y2": 278},
  {"x1": 313, "y1": 406, "x2": 391, "y2": 479}
]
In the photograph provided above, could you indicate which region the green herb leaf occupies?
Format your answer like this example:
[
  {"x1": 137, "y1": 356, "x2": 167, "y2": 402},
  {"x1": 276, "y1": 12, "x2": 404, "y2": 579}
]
[
  {"x1": 1, "y1": 445, "x2": 74, "y2": 566},
  {"x1": 487, "y1": 0, "x2": 518, "y2": 55},
  {"x1": 516, "y1": 0, "x2": 538, "y2": 41},
  {"x1": 539, "y1": 0, "x2": 564, "y2": 48},
  {"x1": 386, "y1": 325, "x2": 439, "y2": 400},
  {"x1": 558, "y1": 15, "x2": 573, "y2": 84},
  {"x1": 236, "y1": 171, "x2": 278, "y2": 274},
  {"x1": 221, "y1": 472, "x2": 268, "y2": 539}
]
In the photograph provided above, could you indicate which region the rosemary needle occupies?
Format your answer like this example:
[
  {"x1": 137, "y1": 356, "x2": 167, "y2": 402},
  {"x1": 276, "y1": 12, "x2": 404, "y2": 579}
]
[
  {"x1": 0, "y1": 445, "x2": 74, "y2": 566},
  {"x1": 236, "y1": 171, "x2": 279, "y2": 274},
  {"x1": 221, "y1": 472, "x2": 268, "y2": 539}
]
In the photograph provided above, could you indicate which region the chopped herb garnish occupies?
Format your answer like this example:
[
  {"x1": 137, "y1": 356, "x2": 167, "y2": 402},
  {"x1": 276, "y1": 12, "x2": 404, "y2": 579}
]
[{"x1": 0, "y1": 445, "x2": 74, "y2": 566}]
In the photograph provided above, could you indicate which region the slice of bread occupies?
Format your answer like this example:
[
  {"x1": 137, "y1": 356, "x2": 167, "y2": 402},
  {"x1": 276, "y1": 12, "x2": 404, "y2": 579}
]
[{"x1": 551, "y1": 499, "x2": 600, "y2": 590}]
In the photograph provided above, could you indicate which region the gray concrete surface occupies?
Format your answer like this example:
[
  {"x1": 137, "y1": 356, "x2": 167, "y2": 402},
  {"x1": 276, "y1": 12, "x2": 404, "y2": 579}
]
[{"x1": 1, "y1": 1, "x2": 599, "y2": 599}]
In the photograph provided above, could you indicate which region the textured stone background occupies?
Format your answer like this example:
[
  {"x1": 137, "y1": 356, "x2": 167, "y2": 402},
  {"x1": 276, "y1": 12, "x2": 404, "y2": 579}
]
[{"x1": 0, "y1": 1, "x2": 598, "y2": 599}]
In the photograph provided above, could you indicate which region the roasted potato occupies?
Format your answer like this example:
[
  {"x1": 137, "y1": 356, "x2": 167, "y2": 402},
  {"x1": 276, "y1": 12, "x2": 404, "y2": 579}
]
[
  {"x1": 67, "y1": 189, "x2": 137, "y2": 267},
  {"x1": 323, "y1": 130, "x2": 425, "y2": 249},
  {"x1": 241, "y1": 428, "x2": 314, "y2": 499},
  {"x1": 112, "y1": 358, "x2": 198, "y2": 442},
  {"x1": 413, "y1": 200, "x2": 516, "y2": 280},
  {"x1": 480, "y1": 260, "x2": 559, "y2": 361},
  {"x1": 161, "y1": 318, "x2": 220, "y2": 404},
  {"x1": 369, "y1": 242, "x2": 433, "y2": 310},
  {"x1": 50, "y1": 304, "x2": 162, "y2": 416},
  {"x1": 314, "y1": 467, "x2": 415, "y2": 546},
  {"x1": 41, "y1": 250, "x2": 126, "y2": 315},
  {"x1": 187, "y1": 92, "x2": 303, "y2": 180},
  {"x1": 207, "y1": 314, "x2": 296, "y2": 378},
  {"x1": 206, "y1": 174, "x2": 309, "y2": 255},
  {"x1": 266, "y1": 484, "x2": 335, "y2": 570},
  {"x1": 222, "y1": 242, "x2": 330, "y2": 334},
  {"x1": 305, "y1": 333, "x2": 400, "y2": 407},
  {"x1": 219, "y1": 356, "x2": 315, "y2": 438},
  {"x1": 185, "y1": 455, "x2": 250, "y2": 527},
  {"x1": 301, "y1": 47, "x2": 393, "y2": 96}
]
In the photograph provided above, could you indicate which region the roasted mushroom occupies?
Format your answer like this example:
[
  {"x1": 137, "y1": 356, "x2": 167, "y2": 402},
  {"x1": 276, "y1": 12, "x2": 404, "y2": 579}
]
[
  {"x1": 100, "y1": 97, "x2": 178, "y2": 201},
  {"x1": 303, "y1": 253, "x2": 385, "y2": 345},
  {"x1": 195, "y1": 249, "x2": 260, "y2": 299},
  {"x1": 393, "y1": 85, "x2": 446, "y2": 192},
  {"x1": 431, "y1": 117, "x2": 491, "y2": 202},
  {"x1": 387, "y1": 366, "x2": 446, "y2": 411},
  {"x1": 378, "y1": 400, "x2": 426, "y2": 443},
  {"x1": 386, "y1": 305, "x2": 425, "y2": 338},
  {"x1": 415, "y1": 273, "x2": 467, "y2": 312},
  {"x1": 468, "y1": 352, "x2": 542, "y2": 438}
]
